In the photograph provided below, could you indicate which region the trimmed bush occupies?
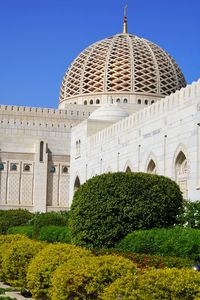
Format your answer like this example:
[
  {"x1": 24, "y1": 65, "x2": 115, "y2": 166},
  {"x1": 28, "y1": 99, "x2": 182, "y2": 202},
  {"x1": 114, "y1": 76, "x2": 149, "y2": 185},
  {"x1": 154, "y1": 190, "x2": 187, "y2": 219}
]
[
  {"x1": 117, "y1": 227, "x2": 200, "y2": 258},
  {"x1": 0, "y1": 209, "x2": 33, "y2": 234},
  {"x1": 27, "y1": 243, "x2": 92, "y2": 299},
  {"x1": 0, "y1": 234, "x2": 29, "y2": 280},
  {"x1": 50, "y1": 255, "x2": 136, "y2": 300},
  {"x1": 38, "y1": 225, "x2": 70, "y2": 243},
  {"x1": 32, "y1": 211, "x2": 68, "y2": 239},
  {"x1": 101, "y1": 268, "x2": 200, "y2": 300},
  {"x1": 69, "y1": 172, "x2": 183, "y2": 248},
  {"x1": 177, "y1": 199, "x2": 200, "y2": 228},
  {"x1": 7, "y1": 226, "x2": 33, "y2": 238},
  {"x1": 1, "y1": 238, "x2": 46, "y2": 286}
]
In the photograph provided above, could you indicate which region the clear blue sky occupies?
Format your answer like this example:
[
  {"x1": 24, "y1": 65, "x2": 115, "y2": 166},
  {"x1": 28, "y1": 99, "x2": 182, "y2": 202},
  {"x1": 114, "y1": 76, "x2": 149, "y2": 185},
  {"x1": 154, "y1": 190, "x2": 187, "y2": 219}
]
[{"x1": 0, "y1": 0, "x2": 199, "y2": 108}]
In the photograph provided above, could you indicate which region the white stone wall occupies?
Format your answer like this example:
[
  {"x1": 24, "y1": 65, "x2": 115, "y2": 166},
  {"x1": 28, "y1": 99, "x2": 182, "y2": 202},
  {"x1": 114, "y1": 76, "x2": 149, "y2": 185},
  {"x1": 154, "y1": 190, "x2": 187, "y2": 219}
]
[
  {"x1": 70, "y1": 80, "x2": 200, "y2": 204},
  {"x1": 0, "y1": 104, "x2": 82, "y2": 212}
]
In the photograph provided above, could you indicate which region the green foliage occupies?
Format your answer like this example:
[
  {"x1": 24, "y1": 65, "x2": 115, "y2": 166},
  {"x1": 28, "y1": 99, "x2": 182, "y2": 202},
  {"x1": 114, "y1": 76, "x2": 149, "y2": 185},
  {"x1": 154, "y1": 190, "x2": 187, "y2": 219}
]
[
  {"x1": 117, "y1": 227, "x2": 200, "y2": 258},
  {"x1": 101, "y1": 268, "x2": 200, "y2": 300},
  {"x1": 7, "y1": 225, "x2": 33, "y2": 238},
  {"x1": 177, "y1": 199, "x2": 200, "y2": 228},
  {"x1": 50, "y1": 255, "x2": 136, "y2": 300},
  {"x1": 27, "y1": 243, "x2": 92, "y2": 299},
  {"x1": 0, "y1": 234, "x2": 29, "y2": 280},
  {"x1": 1, "y1": 238, "x2": 46, "y2": 287},
  {"x1": 38, "y1": 225, "x2": 71, "y2": 243},
  {"x1": 32, "y1": 211, "x2": 68, "y2": 239},
  {"x1": 93, "y1": 249, "x2": 192, "y2": 269},
  {"x1": 69, "y1": 172, "x2": 183, "y2": 248},
  {"x1": 0, "y1": 209, "x2": 33, "y2": 234}
]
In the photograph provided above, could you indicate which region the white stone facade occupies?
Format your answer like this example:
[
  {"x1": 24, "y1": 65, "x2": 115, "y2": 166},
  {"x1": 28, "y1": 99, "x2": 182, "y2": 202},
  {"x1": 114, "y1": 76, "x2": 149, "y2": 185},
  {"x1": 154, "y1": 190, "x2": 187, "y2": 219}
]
[
  {"x1": 0, "y1": 105, "x2": 95, "y2": 212},
  {"x1": 0, "y1": 26, "x2": 199, "y2": 212},
  {"x1": 69, "y1": 80, "x2": 200, "y2": 204}
]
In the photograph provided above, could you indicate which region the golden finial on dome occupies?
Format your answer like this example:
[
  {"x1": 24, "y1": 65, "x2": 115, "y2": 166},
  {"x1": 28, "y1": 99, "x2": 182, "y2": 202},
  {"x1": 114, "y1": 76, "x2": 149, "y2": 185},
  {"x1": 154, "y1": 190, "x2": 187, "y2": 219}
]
[{"x1": 123, "y1": 5, "x2": 128, "y2": 33}]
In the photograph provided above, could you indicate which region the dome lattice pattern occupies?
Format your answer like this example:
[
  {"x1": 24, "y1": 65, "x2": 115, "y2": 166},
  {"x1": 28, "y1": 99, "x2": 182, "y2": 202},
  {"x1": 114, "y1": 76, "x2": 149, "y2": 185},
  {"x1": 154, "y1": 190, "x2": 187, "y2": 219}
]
[{"x1": 59, "y1": 34, "x2": 186, "y2": 103}]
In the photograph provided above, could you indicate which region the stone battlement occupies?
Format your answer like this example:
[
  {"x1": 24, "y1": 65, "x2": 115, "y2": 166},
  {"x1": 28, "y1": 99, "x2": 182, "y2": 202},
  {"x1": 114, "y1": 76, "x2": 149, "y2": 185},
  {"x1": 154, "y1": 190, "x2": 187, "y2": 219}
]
[{"x1": 90, "y1": 79, "x2": 200, "y2": 146}]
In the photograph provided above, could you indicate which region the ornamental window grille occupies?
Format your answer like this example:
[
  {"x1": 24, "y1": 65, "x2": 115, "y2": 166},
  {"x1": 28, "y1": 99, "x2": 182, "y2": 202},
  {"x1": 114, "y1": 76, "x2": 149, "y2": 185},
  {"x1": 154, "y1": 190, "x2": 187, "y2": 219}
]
[
  {"x1": 24, "y1": 164, "x2": 30, "y2": 172},
  {"x1": 10, "y1": 163, "x2": 17, "y2": 171},
  {"x1": 62, "y1": 166, "x2": 68, "y2": 173},
  {"x1": 49, "y1": 166, "x2": 56, "y2": 173}
]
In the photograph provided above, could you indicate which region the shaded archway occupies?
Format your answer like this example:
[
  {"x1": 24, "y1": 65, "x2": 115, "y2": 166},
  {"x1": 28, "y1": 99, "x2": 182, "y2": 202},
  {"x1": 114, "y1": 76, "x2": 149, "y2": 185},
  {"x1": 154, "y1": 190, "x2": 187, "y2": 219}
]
[
  {"x1": 74, "y1": 176, "x2": 80, "y2": 193},
  {"x1": 175, "y1": 151, "x2": 188, "y2": 198},
  {"x1": 147, "y1": 159, "x2": 156, "y2": 174}
]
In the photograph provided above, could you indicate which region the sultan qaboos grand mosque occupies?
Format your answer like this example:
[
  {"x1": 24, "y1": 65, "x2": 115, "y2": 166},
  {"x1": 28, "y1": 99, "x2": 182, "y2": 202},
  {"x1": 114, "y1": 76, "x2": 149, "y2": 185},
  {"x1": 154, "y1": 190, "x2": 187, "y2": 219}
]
[{"x1": 0, "y1": 11, "x2": 200, "y2": 212}]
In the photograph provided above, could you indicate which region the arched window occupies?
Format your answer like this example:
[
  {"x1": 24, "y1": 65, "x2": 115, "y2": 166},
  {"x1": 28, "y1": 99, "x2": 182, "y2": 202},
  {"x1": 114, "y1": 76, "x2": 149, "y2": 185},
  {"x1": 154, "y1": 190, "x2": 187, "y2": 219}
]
[
  {"x1": 10, "y1": 163, "x2": 17, "y2": 171},
  {"x1": 96, "y1": 99, "x2": 100, "y2": 104},
  {"x1": 24, "y1": 164, "x2": 30, "y2": 172},
  {"x1": 0, "y1": 163, "x2": 4, "y2": 171},
  {"x1": 74, "y1": 176, "x2": 80, "y2": 193},
  {"x1": 175, "y1": 151, "x2": 188, "y2": 198},
  {"x1": 145, "y1": 100, "x2": 148, "y2": 105},
  {"x1": 90, "y1": 100, "x2": 93, "y2": 105},
  {"x1": 62, "y1": 166, "x2": 68, "y2": 173},
  {"x1": 123, "y1": 98, "x2": 128, "y2": 103},
  {"x1": 76, "y1": 140, "x2": 81, "y2": 156},
  {"x1": 125, "y1": 166, "x2": 131, "y2": 172},
  {"x1": 49, "y1": 166, "x2": 56, "y2": 173},
  {"x1": 84, "y1": 100, "x2": 87, "y2": 105},
  {"x1": 147, "y1": 160, "x2": 156, "y2": 174},
  {"x1": 116, "y1": 98, "x2": 120, "y2": 103},
  {"x1": 138, "y1": 99, "x2": 141, "y2": 104},
  {"x1": 40, "y1": 141, "x2": 44, "y2": 162},
  {"x1": 175, "y1": 152, "x2": 187, "y2": 178},
  {"x1": 151, "y1": 100, "x2": 155, "y2": 104}
]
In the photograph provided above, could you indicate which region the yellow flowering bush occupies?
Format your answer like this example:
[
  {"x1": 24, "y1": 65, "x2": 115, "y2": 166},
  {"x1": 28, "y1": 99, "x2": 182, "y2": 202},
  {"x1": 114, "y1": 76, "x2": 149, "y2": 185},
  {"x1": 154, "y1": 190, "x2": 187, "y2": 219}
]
[
  {"x1": 0, "y1": 234, "x2": 29, "y2": 280},
  {"x1": 1, "y1": 238, "x2": 46, "y2": 287},
  {"x1": 101, "y1": 268, "x2": 200, "y2": 300},
  {"x1": 50, "y1": 255, "x2": 137, "y2": 300},
  {"x1": 27, "y1": 243, "x2": 92, "y2": 299}
]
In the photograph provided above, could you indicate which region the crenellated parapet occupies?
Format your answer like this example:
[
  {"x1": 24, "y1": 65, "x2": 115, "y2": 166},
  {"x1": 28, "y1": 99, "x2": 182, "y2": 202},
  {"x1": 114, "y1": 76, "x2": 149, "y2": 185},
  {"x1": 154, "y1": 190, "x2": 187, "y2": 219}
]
[
  {"x1": 89, "y1": 79, "x2": 200, "y2": 147},
  {"x1": 0, "y1": 103, "x2": 96, "y2": 131}
]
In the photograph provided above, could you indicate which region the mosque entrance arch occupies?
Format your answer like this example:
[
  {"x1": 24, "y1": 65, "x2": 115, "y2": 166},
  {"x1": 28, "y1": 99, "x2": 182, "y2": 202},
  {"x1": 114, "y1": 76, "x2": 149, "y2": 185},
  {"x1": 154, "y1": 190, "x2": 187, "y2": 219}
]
[
  {"x1": 74, "y1": 176, "x2": 81, "y2": 193},
  {"x1": 175, "y1": 151, "x2": 188, "y2": 198}
]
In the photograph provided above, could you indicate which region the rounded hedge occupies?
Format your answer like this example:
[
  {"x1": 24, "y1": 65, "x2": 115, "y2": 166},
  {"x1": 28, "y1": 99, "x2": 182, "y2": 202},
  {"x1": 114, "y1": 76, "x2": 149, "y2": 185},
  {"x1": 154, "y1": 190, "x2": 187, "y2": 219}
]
[
  {"x1": 69, "y1": 172, "x2": 183, "y2": 248},
  {"x1": 50, "y1": 255, "x2": 136, "y2": 300},
  {"x1": 0, "y1": 234, "x2": 29, "y2": 280},
  {"x1": 27, "y1": 243, "x2": 92, "y2": 299},
  {"x1": 101, "y1": 268, "x2": 200, "y2": 300},
  {"x1": 117, "y1": 227, "x2": 200, "y2": 258},
  {"x1": 1, "y1": 238, "x2": 46, "y2": 287}
]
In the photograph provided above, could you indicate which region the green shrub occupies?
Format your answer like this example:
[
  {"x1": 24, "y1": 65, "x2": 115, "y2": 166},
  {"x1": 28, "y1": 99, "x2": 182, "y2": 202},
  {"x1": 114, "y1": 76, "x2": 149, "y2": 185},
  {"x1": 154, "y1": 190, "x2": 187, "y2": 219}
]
[
  {"x1": 117, "y1": 227, "x2": 200, "y2": 258},
  {"x1": 93, "y1": 249, "x2": 192, "y2": 269},
  {"x1": 7, "y1": 225, "x2": 33, "y2": 238},
  {"x1": 1, "y1": 238, "x2": 46, "y2": 287},
  {"x1": 32, "y1": 211, "x2": 68, "y2": 239},
  {"x1": 0, "y1": 209, "x2": 33, "y2": 234},
  {"x1": 177, "y1": 199, "x2": 200, "y2": 228},
  {"x1": 50, "y1": 255, "x2": 136, "y2": 300},
  {"x1": 69, "y1": 172, "x2": 183, "y2": 248},
  {"x1": 0, "y1": 234, "x2": 29, "y2": 279},
  {"x1": 101, "y1": 268, "x2": 200, "y2": 300},
  {"x1": 38, "y1": 225, "x2": 70, "y2": 243},
  {"x1": 27, "y1": 243, "x2": 92, "y2": 299}
]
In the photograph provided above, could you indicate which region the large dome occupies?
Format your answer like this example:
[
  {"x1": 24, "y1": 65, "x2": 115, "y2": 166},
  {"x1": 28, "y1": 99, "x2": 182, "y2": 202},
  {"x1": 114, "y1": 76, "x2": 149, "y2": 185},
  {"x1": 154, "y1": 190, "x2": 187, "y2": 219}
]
[{"x1": 59, "y1": 32, "x2": 186, "y2": 107}]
